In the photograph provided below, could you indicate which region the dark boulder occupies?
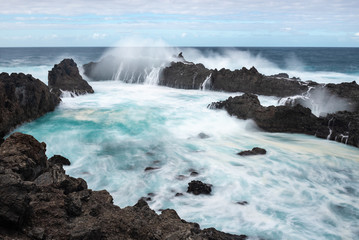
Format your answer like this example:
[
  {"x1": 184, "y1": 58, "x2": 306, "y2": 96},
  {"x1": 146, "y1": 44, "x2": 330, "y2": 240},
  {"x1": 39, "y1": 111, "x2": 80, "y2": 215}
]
[
  {"x1": 238, "y1": 147, "x2": 267, "y2": 156},
  {"x1": 48, "y1": 59, "x2": 94, "y2": 97},
  {"x1": 0, "y1": 132, "x2": 247, "y2": 239},
  {"x1": 187, "y1": 180, "x2": 212, "y2": 195},
  {"x1": 0, "y1": 72, "x2": 60, "y2": 138},
  {"x1": 48, "y1": 155, "x2": 71, "y2": 167}
]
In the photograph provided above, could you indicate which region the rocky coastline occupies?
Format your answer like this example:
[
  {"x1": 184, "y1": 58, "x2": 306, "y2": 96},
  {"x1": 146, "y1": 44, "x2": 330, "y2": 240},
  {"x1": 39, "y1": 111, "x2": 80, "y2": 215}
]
[
  {"x1": 1, "y1": 52, "x2": 358, "y2": 239},
  {"x1": 0, "y1": 72, "x2": 60, "y2": 140},
  {"x1": 0, "y1": 132, "x2": 247, "y2": 240}
]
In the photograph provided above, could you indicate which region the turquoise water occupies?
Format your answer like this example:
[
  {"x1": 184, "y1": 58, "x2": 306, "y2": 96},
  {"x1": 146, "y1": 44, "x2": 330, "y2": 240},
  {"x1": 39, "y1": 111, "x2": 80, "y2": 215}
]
[
  {"x1": 13, "y1": 82, "x2": 359, "y2": 240},
  {"x1": 2, "y1": 46, "x2": 359, "y2": 239}
]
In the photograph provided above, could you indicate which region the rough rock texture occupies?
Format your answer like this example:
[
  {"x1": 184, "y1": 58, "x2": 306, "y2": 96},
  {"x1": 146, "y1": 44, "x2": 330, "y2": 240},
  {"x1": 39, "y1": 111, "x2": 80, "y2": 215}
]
[
  {"x1": 0, "y1": 72, "x2": 60, "y2": 139},
  {"x1": 187, "y1": 180, "x2": 212, "y2": 195},
  {"x1": 210, "y1": 93, "x2": 319, "y2": 135},
  {"x1": 325, "y1": 81, "x2": 359, "y2": 112},
  {"x1": 210, "y1": 93, "x2": 359, "y2": 148},
  {"x1": 211, "y1": 67, "x2": 308, "y2": 97},
  {"x1": 159, "y1": 62, "x2": 211, "y2": 89},
  {"x1": 48, "y1": 59, "x2": 94, "y2": 97},
  {"x1": 238, "y1": 147, "x2": 267, "y2": 156},
  {"x1": 83, "y1": 55, "x2": 119, "y2": 81},
  {"x1": 316, "y1": 111, "x2": 359, "y2": 147},
  {"x1": 157, "y1": 60, "x2": 308, "y2": 97},
  {"x1": 0, "y1": 132, "x2": 247, "y2": 240}
]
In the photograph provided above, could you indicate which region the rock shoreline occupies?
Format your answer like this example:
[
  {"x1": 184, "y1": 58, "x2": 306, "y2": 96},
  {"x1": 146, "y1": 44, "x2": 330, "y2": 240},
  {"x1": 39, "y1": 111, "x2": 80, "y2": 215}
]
[
  {"x1": 0, "y1": 132, "x2": 247, "y2": 240},
  {"x1": 0, "y1": 72, "x2": 60, "y2": 139}
]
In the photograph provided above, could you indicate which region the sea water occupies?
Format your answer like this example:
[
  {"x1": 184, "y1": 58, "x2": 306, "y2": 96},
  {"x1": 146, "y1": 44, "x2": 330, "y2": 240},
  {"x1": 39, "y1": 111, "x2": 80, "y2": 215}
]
[{"x1": 1, "y1": 47, "x2": 359, "y2": 240}]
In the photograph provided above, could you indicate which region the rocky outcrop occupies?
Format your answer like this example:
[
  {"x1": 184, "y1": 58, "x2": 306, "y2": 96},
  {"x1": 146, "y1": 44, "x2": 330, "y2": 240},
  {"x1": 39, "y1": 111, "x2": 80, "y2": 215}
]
[
  {"x1": 0, "y1": 132, "x2": 247, "y2": 240},
  {"x1": 210, "y1": 93, "x2": 319, "y2": 134},
  {"x1": 211, "y1": 67, "x2": 308, "y2": 97},
  {"x1": 238, "y1": 147, "x2": 267, "y2": 156},
  {"x1": 210, "y1": 93, "x2": 359, "y2": 148},
  {"x1": 48, "y1": 59, "x2": 94, "y2": 97},
  {"x1": 0, "y1": 73, "x2": 60, "y2": 139},
  {"x1": 158, "y1": 60, "x2": 308, "y2": 97},
  {"x1": 159, "y1": 62, "x2": 212, "y2": 89}
]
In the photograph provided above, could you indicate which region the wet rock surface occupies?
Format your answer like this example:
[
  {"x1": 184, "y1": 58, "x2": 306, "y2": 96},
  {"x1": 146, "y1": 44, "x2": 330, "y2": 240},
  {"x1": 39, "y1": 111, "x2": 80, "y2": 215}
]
[
  {"x1": 187, "y1": 180, "x2": 212, "y2": 195},
  {"x1": 210, "y1": 93, "x2": 359, "y2": 148},
  {"x1": 238, "y1": 147, "x2": 267, "y2": 156},
  {"x1": 48, "y1": 58, "x2": 94, "y2": 97},
  {"x1": 0, "y1": 72, "x2": 60, "y2": 139},
  {"x1": 0, "y1": 132, "x2": 247, "y2": 240}
]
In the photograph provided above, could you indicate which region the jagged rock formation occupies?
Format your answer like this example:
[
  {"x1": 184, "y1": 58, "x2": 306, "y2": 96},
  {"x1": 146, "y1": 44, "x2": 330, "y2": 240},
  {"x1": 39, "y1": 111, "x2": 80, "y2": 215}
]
[
  {"x1": 159, "y1": 62, "x2": 211, "y2": 89},
  {"x1": 48, "y1": 59, "x2": 94, "y2": 97},
  {"x1": 210, "y1": 93, "x2": 359, "y2": 148},
  {"x1": 0, "y1": 132, "x2": 247, "y2": 240},
  {"x1": 0, "y1": 72, "x2": 60, "y2": 139}
]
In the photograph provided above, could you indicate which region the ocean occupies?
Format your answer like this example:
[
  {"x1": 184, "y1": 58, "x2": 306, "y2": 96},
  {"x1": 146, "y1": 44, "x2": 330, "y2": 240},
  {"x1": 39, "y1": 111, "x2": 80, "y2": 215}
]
[{"x1": 1, "y1": 47, "x2": 359, "y2": 240}]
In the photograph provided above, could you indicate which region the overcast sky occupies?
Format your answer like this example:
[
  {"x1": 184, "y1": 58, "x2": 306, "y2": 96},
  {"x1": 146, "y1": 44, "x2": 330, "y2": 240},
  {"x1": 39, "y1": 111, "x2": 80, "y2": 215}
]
[{"x1": 1, "y1": 0, "x2": 358, "y2": 47}]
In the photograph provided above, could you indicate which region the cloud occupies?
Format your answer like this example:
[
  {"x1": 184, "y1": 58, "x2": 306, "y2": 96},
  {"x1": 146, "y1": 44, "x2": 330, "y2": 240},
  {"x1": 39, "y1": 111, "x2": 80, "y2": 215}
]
[
  {"x1": 92, "y1": 33, "x2": 107, "y2": 39},
  {"x1": 355, "y1": 32, "x2": 359, "y2": 37},
  {"x1": 181, "y1": 32, "x2": 187, "y2": 38}
]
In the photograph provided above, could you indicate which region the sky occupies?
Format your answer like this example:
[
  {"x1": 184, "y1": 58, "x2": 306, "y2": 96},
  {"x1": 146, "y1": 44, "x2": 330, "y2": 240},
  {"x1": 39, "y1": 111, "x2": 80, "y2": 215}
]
[{"x1": 0, "y1": 0, "x2": 359, "y2": 47}]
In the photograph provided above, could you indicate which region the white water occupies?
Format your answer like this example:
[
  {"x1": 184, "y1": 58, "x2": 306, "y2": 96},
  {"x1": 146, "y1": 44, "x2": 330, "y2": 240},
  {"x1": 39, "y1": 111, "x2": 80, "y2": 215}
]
[{"x1": 13, "y1": 81, "x2": 359, "y2": 240}]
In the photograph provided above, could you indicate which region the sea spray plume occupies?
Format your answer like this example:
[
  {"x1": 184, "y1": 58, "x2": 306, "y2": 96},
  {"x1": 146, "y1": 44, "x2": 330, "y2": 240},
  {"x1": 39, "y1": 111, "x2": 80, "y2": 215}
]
[
  {"x1": 181, "y1": 48, "x2": 279, "y2": 75},
  {"x1": 83, "y1": 38, "x2": 178, "y2": 83},
  {"x1": 283, "y1": 87, "x2": 354, "y2": 117}
]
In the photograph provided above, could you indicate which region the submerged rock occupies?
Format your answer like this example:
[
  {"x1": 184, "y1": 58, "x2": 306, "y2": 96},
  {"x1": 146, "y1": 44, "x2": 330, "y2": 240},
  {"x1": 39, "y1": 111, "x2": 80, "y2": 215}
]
[
  {"x1": 238, "y1": 147, "x2": 267, "y2": 156},
  {"x1": 48, "y1": 58, "x2": 94, "y2": 97},
  {"x1": 0, "y1": 132, "x2": 247, "y2": 239},
  {"x1": 187, "y1": 180, "x2": 212, "y2": 195},
  {"x1": 0, "y1": 72, "x2": 60, "y2": 139}
]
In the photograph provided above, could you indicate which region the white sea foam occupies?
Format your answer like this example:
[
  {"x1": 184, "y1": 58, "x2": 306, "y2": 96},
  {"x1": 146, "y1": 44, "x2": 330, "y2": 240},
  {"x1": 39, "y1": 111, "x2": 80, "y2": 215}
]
[{"x1": 12, "y1": 81, "x2": 359, "y2": 240}]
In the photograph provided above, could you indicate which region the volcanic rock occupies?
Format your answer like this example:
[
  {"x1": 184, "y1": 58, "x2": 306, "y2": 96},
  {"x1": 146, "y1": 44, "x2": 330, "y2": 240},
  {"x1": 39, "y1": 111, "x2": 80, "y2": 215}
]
[
  {"x1": 158, "y1": 56, "x2": 308, "y2": 97},
  {"x1": 159, "y1": 61, "x2": 212, "y2": 89},
  {"x1": 210, "y1": 93, "x2": 359, "y2": 148},
  {"x1": 211, "y1": 67, "x2": 307, "y2": 97},
  {"x1": 48, "y1": 58, "x2": 94, "y2": 97},
  {"x1": 0, "y1": 72, "x2": 60, "y2": 139},
  {"x1": 238, "y1": 147, "x2": 267, "y2": 156},
  {"x1": 187, "y1": 180, "x2": 212, "y2": 195},
  {"x1": 0, "y1": 132, "x2": 246, "y2": 239}
]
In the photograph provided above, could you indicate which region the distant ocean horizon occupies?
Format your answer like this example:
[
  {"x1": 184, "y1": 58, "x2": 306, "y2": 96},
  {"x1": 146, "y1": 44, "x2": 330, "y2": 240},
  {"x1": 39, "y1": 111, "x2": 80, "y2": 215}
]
[{"x1": 1, "y1": 46, "x2": 359, "y2": 85}]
